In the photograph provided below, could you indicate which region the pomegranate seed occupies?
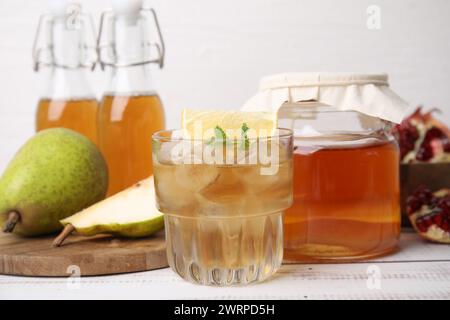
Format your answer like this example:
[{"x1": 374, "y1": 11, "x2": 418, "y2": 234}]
[{"x1": 415, "y1": 219, "x2": 428, "y2": 232}]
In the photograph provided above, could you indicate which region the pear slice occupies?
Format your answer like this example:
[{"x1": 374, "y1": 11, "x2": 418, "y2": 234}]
[{"x1": 53, "y1": 177, "x2": 164, "y2": 247}]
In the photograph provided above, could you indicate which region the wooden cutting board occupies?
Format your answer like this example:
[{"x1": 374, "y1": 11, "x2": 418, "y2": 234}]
[{"x1": 0, "y1": 231, "x2": 168, "y2": 277}]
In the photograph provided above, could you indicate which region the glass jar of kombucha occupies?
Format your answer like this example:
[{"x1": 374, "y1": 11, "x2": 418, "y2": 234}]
[
  {"x1": 97, "y1": 1, "x2": 166, "y2": 196},
  {"x1": 243, "y1": 73, "x2": 410, "y2": 262},
  {"x1": 33, "y1": 2, "x2": 98, "y2": 144}
]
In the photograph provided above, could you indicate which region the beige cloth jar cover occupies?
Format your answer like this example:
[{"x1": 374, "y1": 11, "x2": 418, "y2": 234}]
[{"x1": 241, "y1": 73, "x2": 410, "y2": 123}]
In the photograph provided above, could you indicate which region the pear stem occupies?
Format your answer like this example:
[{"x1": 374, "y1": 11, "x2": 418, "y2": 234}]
[
  {"x1": 3, "y1": 211, "x2": 20, "y2": 233},
  {"x1": 53, "y1": 224, "x2": 75, "y2": 247}
]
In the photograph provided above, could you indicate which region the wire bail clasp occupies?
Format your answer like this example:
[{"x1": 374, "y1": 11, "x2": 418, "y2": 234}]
[
  {"x1": 97, "y1": 6, "x2": 165, "y2": 70},
  {"x1": 32, "y1": 4, "x2": 97, "y2": 72}
]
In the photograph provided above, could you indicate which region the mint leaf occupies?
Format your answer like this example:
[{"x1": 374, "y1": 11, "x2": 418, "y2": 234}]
[
  {"x1": 207, "y1": 125, "x2": 227, "y2": 146},
  {"x1": 240, "y1": 123, "x2": 250, "y2": 150},
  {"x1": 242, "y1": 123, "x2": 249, "y2": 134},
  {"x1": 214, "y1": 126, "x2": 227, "y2": 142},
  {"x1": 207, "y1": 124, "x2": 250, "y2": 150}
]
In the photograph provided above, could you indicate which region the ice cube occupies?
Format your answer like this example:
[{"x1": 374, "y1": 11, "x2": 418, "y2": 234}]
[
  {"x1": 174, "y1": 162, "x2": 220, "y2": 192},
  {"x1": 199, "y1": 170, "x2": 245, "y2": 205},
  {"x1": 154, "y1": 164, "x2": 196, "y2": 211},
  {"x1": 156, "y1": 141, "x2": 185, "y2": 164},
  {"x1": 197, "y1": 196, "x2": 247, "y2": 219},
  {"x1": 240, "y1": 158, "x2": 292, "y2": 195}
]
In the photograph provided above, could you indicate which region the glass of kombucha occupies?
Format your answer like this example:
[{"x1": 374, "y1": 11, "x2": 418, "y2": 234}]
[
  {"x1": 152, "y1": 128, "x2": 293, "y2": 285},
  {"x1": 279, "y1": 103, "x2": 401, "y2": 262}
]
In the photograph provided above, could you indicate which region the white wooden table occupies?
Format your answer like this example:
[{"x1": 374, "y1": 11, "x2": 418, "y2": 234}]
[{"x1": 0, "y1": 230, "x2": 449, "y2": 300}]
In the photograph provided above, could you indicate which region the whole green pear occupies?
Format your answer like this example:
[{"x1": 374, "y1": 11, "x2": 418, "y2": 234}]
[{"x1": 0, "y1": 128, "x2": 108, "y2": 236}]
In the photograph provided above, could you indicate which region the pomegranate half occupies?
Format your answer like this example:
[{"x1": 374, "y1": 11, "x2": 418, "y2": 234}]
[{"x1": 407, "y1": 186, "x2": 450, "y2": 243}]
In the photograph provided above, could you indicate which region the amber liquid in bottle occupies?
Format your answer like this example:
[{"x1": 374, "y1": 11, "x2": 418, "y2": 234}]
[
  {"x1": 33, "y1": 5, "x2": 98, "y2": 144},
  {"x1": 36, "y1": 98, "x2": 98, "y2": 144},
  {"x1": 284, "y1": 140, "x2": 400, "y2": 262},
  {"x1": 98, "y1": 94, "x2": 165, "y2": 196}
]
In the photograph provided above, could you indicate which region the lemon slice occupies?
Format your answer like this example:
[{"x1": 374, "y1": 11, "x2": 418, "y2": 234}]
[{"x1": 182, "y1": 109, "x2": 277, "y2": 139}]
